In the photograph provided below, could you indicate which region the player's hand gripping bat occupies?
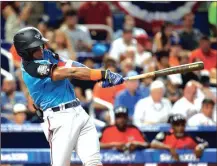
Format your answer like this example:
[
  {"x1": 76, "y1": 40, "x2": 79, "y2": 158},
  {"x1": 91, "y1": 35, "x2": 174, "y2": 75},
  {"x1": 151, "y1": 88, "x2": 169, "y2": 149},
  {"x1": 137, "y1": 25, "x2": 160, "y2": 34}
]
[{"x1": 124, "y1": 61, "x2": 204, "y2": 81}]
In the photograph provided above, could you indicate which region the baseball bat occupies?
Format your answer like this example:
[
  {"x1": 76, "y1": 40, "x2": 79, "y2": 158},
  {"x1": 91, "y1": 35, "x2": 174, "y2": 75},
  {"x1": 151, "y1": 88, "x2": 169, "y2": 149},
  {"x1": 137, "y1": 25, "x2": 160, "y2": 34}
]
[{"x1": 124, "y1": 61, "x2": 204, "y2": 81}]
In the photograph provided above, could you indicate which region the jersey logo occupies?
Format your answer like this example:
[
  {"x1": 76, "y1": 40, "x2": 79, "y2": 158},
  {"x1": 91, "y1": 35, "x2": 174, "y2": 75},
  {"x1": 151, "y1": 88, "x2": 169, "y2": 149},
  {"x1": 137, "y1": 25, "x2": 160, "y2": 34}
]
[{"x1": 37, "y1": 65, "x2": 50, "y2": 76}]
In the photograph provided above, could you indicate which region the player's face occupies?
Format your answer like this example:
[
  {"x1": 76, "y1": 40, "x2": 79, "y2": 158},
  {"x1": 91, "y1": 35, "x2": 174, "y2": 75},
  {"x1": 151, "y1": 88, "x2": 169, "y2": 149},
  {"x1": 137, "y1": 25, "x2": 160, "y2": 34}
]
[
  {"x1": 173, "y1": 122, "x2": 186, "y2": 137},
  {"x1": 32, "y1": 46, "x2": 43, "y2": 59},
  {"x1": 115, "y1": 114, "x2": 128, "y2": 131}
]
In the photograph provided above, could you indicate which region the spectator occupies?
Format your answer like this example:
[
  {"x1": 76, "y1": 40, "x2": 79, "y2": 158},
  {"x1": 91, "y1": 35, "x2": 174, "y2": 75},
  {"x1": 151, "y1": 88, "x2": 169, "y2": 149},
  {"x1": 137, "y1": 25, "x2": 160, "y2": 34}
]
[
  {"x1": 189, "y1": 36, "x2": 217, "y2": 71},
  {"x1": 151, "y1": 114, "x2": 209, "y2": 164},
  {"x1": 169, "y1": 41, "x2": 182, "y2": 67},
  {"x1": 178, "y1": 12, "x2": 203, "y2": 51},
  {"x1": 13, "y1": 103, "x2": 29, "y2": 124},
  {"x1": 178, "y1": 51, "x2": 200, "y2": 87},
  {"x1": 153, "y1": 21, "x2": 179, "y2": 52},
  {"x1": 155, "y1": 50, "x2": 182, "y2": 84},
  {"x1": 37, "y1": 15, "x2": 49, "y2": 37},
  {"x1": 2, "y1": 2, "x2": 32, "y2": 42},
  {"x1": 135, "y1": 34, "x2": 152, "y2": 69},
  {"x1": 114, "y1": 71, "x2": 145, "y2": 120},
  {"x1": 52, "y1": 29, "x2": 76, "y2": 61},
  {"x1": 78, "y1": 2, "x2": 113, "y2": 41},
  {"x1": 92, "y1": 57, "x2": 126, "y2": 109},
  {"x1": 172, "y1": 81, "x2": 204, "y2": 119},
  {"x1": 133, "y1": 80, "x2": 172, "y2": 126},
  {"x1": 100, "y1": 106, "x2": 149, "y2": 152},
  {"x1": 61, "y1": 9, "x2": 92, "y2": 52},
  {"x1": 109, "y1": 26, "x2": 137, "y2": 62},
  {"x1": 165, "y1": 80, "x2": 182, "y2": 105},
  {"x1": 188, "y1": 98, "x2": 216, "y2": 126},
  {"x1": 114, "y1": 15, "x2": 147, "y2": 40},
  {"x1": 55, "y1": 1, "x2": 73, "y2": 29},
  {"x1": 119, "y1": 58, "x2": 135, "y2": 77},
  {"x1": 1, "y1": 76, "x2": 27, "y2": 120}
]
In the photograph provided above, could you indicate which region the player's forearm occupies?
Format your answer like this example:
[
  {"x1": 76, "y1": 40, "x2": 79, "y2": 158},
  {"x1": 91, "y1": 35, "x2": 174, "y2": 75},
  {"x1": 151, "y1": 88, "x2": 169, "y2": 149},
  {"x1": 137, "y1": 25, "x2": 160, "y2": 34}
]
[
  {"x1": 151, "y1": 140, "x2": 171, "y2": 150},
  {"x1": 52, "y1": 67, "x2": 104, "y2": 81},
  {"x1": 100, "y1": 143, "x2": 115, "y2": 149}
]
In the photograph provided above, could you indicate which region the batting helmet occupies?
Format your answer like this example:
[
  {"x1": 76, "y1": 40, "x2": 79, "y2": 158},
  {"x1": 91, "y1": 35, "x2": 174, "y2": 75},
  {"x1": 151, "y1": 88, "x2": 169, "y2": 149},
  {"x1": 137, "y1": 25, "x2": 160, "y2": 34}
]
[
  {"x1": 114, "y1": 106, "x2": 128, "y2": 117},
  {"x1": 13, "y1": 27, "x2": 48, "y2": 61},
  {"x1": 169, "y1": 114, "x2": 186, "y2": 125}
]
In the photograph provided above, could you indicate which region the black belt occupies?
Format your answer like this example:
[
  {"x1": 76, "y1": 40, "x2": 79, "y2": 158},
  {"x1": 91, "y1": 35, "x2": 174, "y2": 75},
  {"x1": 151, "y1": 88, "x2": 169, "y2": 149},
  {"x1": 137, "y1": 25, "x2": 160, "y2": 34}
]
[{"x1": 51, "y1": 99, "x2": 80, "y2": 112}]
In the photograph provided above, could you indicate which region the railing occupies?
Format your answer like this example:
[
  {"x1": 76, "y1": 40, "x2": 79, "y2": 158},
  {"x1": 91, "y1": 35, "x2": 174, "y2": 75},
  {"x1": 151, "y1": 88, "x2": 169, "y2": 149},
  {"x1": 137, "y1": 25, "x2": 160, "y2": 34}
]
[
  {"x1": 1, "y1": 68, "x2": 13, "y2": 78},
  {"x1": 1, "y1": 47, "x2": 15, "y2": 77},
  {"x1": 89, "y1": 97, "x2": 115, "y2": 124}
]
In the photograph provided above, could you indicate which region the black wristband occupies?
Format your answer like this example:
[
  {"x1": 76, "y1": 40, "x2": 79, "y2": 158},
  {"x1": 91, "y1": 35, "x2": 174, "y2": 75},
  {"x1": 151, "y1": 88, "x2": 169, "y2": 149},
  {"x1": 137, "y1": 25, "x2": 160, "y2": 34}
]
[{"x1": 101, "y1": 70, "x2": 106, "y2": 81}]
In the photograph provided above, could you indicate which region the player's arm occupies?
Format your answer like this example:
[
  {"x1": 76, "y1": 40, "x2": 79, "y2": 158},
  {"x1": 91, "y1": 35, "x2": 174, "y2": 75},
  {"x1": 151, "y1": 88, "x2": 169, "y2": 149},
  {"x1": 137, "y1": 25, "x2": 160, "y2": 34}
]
[
  {"x1": 193, "y1": 136, "x2": 209, "y2": 158},
  {"x1": 151, "y1": 132, "x2": 179, "y2": 161},
  {"x1": 23, "y1": 60, "x2": 124, "y2": 88}
]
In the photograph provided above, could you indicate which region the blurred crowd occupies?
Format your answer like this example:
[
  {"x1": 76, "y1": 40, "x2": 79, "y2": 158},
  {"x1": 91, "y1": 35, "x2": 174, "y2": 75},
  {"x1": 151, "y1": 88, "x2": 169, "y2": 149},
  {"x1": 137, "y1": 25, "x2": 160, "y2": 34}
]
[{"x1": 1, "y1": 1, "x2": 216, "y2": 127}]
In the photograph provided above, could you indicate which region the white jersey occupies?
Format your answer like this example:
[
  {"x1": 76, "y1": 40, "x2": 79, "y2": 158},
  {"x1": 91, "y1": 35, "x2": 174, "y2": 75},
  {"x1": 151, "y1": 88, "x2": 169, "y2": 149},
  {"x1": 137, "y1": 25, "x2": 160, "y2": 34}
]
[
  {"x1": 172, "y1": 97, "x2": 202, "y2": 119},
  {"x1": 133, "y1": 96, "x2": 172, "y2": 127},
  {"x1": 187, "y1": 113, "x2": 216, "y2": 126}
]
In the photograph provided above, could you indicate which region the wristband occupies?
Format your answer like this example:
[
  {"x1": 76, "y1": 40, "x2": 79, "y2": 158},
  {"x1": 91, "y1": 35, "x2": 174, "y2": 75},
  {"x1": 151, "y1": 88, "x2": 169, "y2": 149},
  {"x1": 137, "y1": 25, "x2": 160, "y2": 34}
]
[{"x1": 90, "y1": 69, "x2": 104, "y2": 81}]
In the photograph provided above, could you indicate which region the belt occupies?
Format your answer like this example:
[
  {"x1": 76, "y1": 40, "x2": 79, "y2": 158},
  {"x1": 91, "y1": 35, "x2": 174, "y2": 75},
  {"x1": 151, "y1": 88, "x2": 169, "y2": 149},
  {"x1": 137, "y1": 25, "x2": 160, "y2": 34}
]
[{"x1": 51, "y1": 99, "x2": 80, "y2": 112}]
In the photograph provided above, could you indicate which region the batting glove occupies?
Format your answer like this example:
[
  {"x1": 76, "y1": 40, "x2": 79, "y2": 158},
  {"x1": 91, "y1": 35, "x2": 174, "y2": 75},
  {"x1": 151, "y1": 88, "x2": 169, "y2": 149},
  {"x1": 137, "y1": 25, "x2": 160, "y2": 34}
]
[{"x1": 102, "y1": 70, "x2": 124, "y2": 88}]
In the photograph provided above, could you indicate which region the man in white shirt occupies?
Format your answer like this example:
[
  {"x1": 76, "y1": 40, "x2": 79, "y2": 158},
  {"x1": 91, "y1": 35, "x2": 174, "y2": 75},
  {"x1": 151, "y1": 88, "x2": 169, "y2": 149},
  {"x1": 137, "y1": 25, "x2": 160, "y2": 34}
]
[
  {"x1": 188, "y1": 98, "x2": 216, "y2": 126},
  {"x1": 172, "y1": 81, "x2": 204, "y2": 119},
  {"x1": 61, "y1": 9, "x2": 92, "y2": 52},
  {"x1": 133, "y1": 80, "x2": 172, "y2": 127},
  {"x1": 109, "y1": 26, "x2": 137, "y2": 62}
]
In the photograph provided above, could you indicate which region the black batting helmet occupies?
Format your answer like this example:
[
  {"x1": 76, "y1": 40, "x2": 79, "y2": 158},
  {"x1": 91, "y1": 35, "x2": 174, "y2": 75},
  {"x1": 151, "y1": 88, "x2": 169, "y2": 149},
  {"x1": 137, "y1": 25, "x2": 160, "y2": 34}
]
[
  {"x1": 169, "y1": 114, "x2": 186, "y2": 125},
  {"x1": 114, "y1": 106, "x2": 128, "y2": 117},
  {"x1": 13, "y1": 27, "x2": 48, "y2": 61}
]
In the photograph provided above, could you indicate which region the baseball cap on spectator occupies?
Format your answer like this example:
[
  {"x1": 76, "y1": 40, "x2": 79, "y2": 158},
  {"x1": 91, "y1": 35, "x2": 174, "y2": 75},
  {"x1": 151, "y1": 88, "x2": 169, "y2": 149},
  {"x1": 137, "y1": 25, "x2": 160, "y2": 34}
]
[
  {"x1": 13, "y1": 103, "x2": 27, "y2": 114},
  {"x1": 136, "y1": 34, "x2": 149, "y2": 47},
  {"x1": 168, "y1": 114, "x2": 186, "y2": 125},
  {"x1": 150, "y1": 80, "x2": 165, "y2": 91},
  {"x1": 114, "y1": 106, "x2": 128, "y2": 117}
]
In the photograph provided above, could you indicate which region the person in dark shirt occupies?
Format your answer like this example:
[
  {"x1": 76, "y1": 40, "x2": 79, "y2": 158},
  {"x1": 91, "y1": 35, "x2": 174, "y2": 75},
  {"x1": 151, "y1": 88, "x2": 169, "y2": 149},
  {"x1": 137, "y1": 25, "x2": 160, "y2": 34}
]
[
  {"x1": 151, "y1": 114, "x2": 208, "y2": 165},
  {"x1": 100, "y1": 106, "x2": 149, "y2": 152},
  {"x1": 178, "y1": 12, "x2": 203, "y2": 51}
]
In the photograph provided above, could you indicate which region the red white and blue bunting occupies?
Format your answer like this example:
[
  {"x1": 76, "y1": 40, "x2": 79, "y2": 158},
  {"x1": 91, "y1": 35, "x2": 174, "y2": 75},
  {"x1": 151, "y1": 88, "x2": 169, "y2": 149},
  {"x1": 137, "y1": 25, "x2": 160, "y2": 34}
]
[{"x1": 114, "y1": 2, "x2": 200, "y2": 22}]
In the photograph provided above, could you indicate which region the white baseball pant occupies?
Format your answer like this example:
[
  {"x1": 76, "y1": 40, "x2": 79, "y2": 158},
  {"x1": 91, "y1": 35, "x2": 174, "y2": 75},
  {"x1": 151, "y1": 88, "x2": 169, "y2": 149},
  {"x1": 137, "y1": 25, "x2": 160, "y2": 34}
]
[{"x1": 41, "y1": 104, "x2": 102, "y2": 166}]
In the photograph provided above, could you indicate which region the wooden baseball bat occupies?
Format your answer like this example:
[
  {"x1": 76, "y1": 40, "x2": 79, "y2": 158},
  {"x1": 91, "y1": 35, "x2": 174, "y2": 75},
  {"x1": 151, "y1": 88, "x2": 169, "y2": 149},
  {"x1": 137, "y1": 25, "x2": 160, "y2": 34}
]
[{"x1": 124, "y1": 61, "x2": 204, "y2": 81}]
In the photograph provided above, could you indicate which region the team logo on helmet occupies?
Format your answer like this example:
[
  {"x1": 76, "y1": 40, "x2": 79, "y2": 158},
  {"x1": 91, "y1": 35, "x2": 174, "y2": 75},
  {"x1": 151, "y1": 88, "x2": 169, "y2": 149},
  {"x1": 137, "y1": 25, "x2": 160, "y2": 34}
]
[{"x1": 35, "y1": 33, "x2": 41, "y2": 40}]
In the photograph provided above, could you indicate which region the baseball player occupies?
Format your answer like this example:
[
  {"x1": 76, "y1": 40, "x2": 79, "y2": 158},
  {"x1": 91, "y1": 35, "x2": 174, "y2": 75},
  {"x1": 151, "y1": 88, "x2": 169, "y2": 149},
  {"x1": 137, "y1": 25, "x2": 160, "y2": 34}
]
[{"x1": 13, "y1": 27, "x2": 124, "y2": 166}]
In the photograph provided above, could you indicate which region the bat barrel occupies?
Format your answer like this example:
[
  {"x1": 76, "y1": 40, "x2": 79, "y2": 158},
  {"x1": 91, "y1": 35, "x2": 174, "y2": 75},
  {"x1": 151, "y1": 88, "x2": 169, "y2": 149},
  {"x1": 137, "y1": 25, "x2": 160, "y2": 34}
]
[{"x1": 154, "y1": 61, "x2": 204, "y2": 77}]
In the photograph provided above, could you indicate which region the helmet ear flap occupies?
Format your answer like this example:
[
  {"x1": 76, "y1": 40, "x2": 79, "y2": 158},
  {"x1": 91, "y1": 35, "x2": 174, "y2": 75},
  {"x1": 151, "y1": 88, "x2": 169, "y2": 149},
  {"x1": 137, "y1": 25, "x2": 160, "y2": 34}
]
[{"x1": 17, "y1": 50, "x2": 32, "y2": 61}]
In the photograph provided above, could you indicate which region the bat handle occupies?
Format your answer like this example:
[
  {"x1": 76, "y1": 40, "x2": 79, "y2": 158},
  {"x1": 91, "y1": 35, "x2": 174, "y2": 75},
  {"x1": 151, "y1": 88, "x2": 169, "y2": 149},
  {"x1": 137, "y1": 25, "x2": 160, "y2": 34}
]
[{"x1": 123, "y1": 77, "x2": 129, "y2": 81}]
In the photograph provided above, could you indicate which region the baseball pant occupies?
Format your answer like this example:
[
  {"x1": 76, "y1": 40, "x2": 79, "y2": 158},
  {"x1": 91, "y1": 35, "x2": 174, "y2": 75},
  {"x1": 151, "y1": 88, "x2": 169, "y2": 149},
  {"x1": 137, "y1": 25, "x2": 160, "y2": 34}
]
[{"x1": 41, "y1": 105, "x2": 102, "y2": 166}]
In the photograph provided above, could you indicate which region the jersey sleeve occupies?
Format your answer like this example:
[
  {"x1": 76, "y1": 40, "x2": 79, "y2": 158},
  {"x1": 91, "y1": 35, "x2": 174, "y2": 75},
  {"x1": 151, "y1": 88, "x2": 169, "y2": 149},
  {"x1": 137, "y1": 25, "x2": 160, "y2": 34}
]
[{"x1": 23, "y1": 60, "x2": 57, "y2": 79}]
